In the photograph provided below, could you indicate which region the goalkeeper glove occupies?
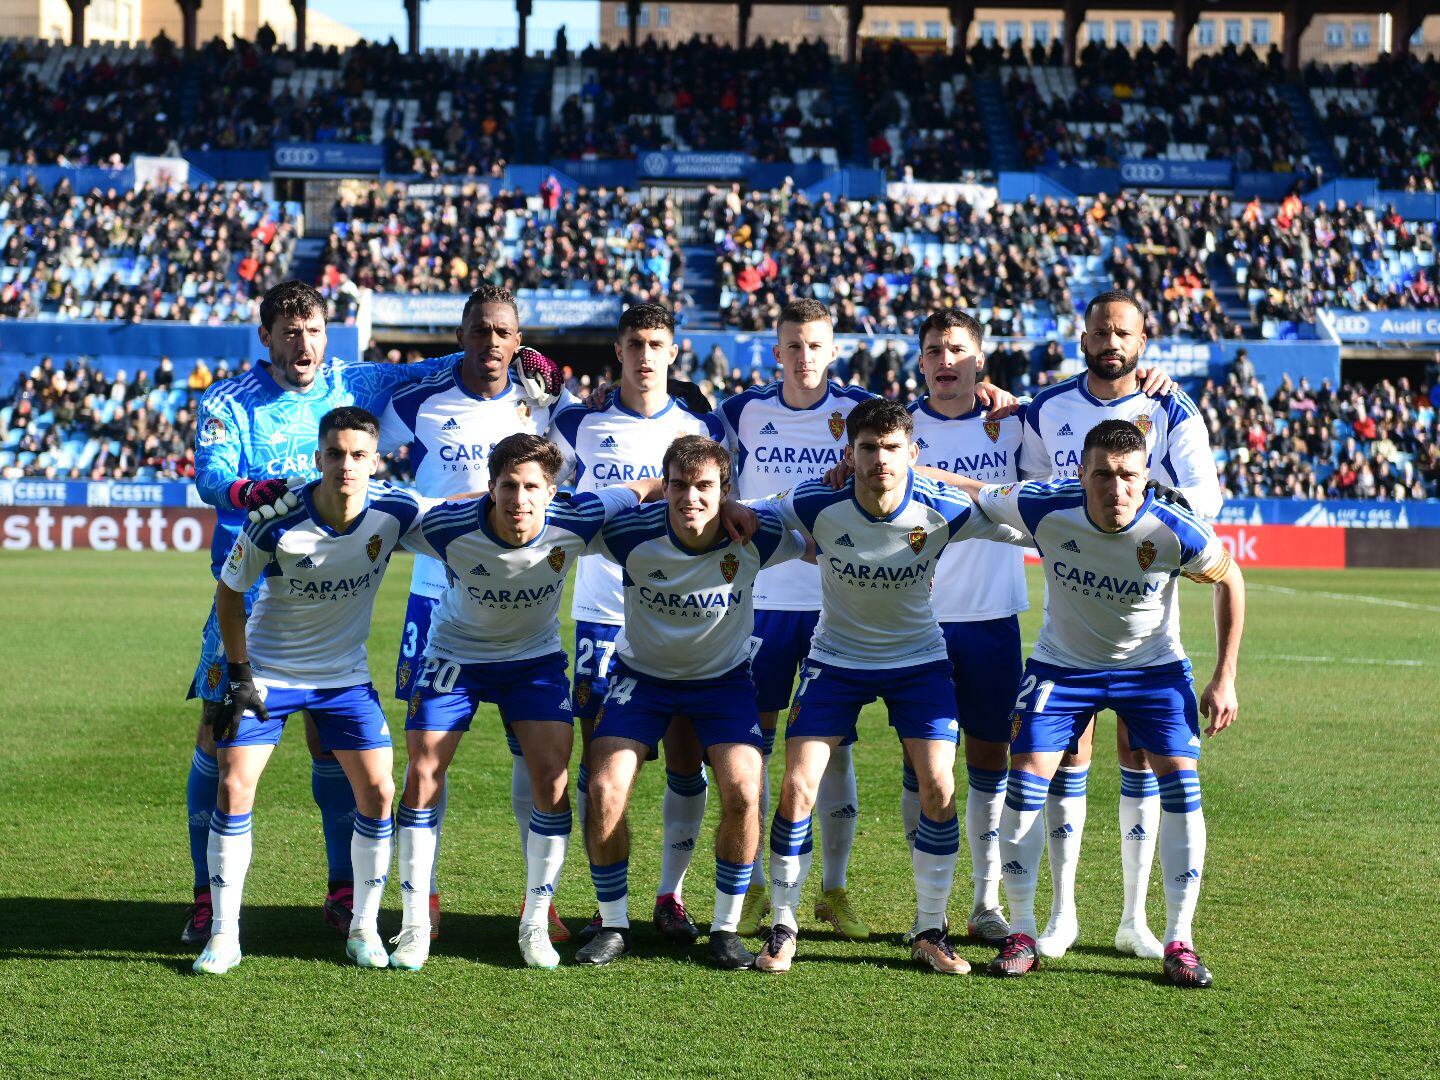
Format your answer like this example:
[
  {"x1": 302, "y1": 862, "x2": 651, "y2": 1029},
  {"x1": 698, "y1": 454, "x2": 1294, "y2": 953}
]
[
  {"x1": 513, "y1": 346, "x2": 563, "y2": 407},
  {"x1": 214, "y1": 661, "x2": 267, "y2": 742},
  {"x1": 231, "y1": 478, "x2": 302, "y2": 524},
  {"x1": 1145, "y1": 480, "x2": 1193, "y2": 511}
]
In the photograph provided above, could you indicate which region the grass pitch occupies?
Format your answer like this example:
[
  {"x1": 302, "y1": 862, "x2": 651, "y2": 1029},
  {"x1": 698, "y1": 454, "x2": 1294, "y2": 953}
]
[{"x1": 1, "y1": 550, "x2": 1437, "y2": 1077}]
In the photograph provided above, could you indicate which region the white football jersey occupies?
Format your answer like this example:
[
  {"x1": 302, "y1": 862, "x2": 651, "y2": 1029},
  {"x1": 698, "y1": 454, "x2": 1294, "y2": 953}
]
[
  {"x1": 220, "y1": 481, "x2": 420, "y2": 688},
  {"x1": 775, "y1": 473, "x2": 1020, "y2": 670},
  {"x1": 1021, "y1": 374, "x2": 1222, "y2": 519},
  {"x1": 552, "y1": 393, "x2": 726, "y2": 626},
  {"x1": 977, "y1": 480, "x2": 1232, "y2": 670},
  {"x1": 380, "y1": 359, "x2": 576, "y2": 600},
  {"x1": 405, "y1": 488, "x2": 636, "y2": 666},
  {"x1": 909, "y1": 398, "x2": 1028, "y2": 622},
  {"x1": 717, "y1": 380, "x2": 873, "y2": 611},
  {"x1": 595, "y1": 502, "x2": 804, "y2": 681}
]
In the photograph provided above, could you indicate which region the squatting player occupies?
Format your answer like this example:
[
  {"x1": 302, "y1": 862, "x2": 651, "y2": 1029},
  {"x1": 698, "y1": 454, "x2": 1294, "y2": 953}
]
[
  {"x1": 757, "y1": 399, "x2": 1021, "y2": 975},
  {"x1": 964, "y1": 419, "x2": 1243, "y2": 988},
  {"x1": 194, "y1": 407, "x2": 421, "y2": 974},
  {"x1": 552, "y1": 304, "x2": 727, "y2": 943},
  {"x1": 379, "y1": 284, "x2": 573, "y2": 942},
  {"x1": 389, "y1": 435, "x2": 663, "y2": 971},
  {"x1": 577, "y1": 436, "x2": 804, "y2": 970},
  {"x1": 1020, "y1": 290, "x2": 1222, "y2": 961}
]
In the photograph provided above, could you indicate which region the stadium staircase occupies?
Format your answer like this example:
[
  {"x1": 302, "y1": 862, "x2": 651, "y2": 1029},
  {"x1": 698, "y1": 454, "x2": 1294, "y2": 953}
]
[
  {"x1": 831, "y1": 71, "x2": 868, "y2": 165},
  {"x1": 1207, "y1": 251, "x2": 1257, "y2": 336},
  {"x1": 289, "y1": 237, "x2": 327, "y2": 286},
  {"x1": 177, "y1": 64, "x2": 202, "y2": 131},
  {"x1": 517, "y1": 60, "x2": 551, "y2": 162},
  {"x1": 972, "y1": 77, "x2": 1021, "y2": 173},
  {"x1": 681, "y1": 245, "x2": 722, "y2": 329},
  {"x1": 1276, "y1": 83, "x2": 1340, "y2": 177}
]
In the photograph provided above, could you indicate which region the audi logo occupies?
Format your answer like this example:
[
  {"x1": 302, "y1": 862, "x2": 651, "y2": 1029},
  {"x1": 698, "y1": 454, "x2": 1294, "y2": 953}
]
[
  {"x1": 1121, "y1": 163, "x2": 1166, "y2": 183},
  {"x1": 274, "y1": 146, "x2": 322, "y2": 167},
  {"x1": 641, "y1": 152, "x2": 669, "y2": 175},
  {"x1": 1332, "y1": 316, "x2": 1371, "y2": 335}
]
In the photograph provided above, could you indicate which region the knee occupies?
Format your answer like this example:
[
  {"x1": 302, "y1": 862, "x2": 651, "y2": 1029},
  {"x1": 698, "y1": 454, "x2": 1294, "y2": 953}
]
[
  {"x1": 217, "y1": 774, "x2": 253, "y2": 811},
  {"x1": 404, "y1": 759, "x2": 442, "y2": 805},
  {"x1": 720, "y1": 777, "x2": 761, "y2": 819}
]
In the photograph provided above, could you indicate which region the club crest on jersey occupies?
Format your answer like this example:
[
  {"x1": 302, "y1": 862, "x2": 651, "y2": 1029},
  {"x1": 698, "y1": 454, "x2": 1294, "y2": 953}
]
[
  {"x1": 397, "y1": 661, "x2": 412, "y2": 690},
  {"x1": 1137, "y1": 539, "x2": 1157, "y2": 570},
  {"x1": 407, "y1": 695, "x2": 420, "y2": 721},
  {"x1": 206, "y1": 661, "x2": 224, "y2": 692},
  {"x1": 547, "y1": 546, "x2": 566, "y2": 573},
  {"x1": 1134, "y1": 415, "x2": 1152, "y2": 437},
  {"x1": 366, "y1": 534, "x2": 383, "y2": 562},
  {"x1": 983, "y1": 419, "x2": 1001, "y2": 443},
  {"x1": 907, "y1": 526, "x2": 928, "y2": 554},
  {"x1": 720, "y1": 552, "x2": 739, "y2": 584},
  {"x1": 575, "y1": 681, "x2": 591, "y2": 709},
  {"x1": 827, "y1": 410, "x2": 845, "y2": 440}
]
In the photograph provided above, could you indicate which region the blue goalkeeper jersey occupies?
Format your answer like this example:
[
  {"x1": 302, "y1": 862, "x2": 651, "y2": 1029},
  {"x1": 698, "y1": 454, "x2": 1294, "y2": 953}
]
[{"x1": 194, "y1": 354, "x2": 453, "y2": 574}]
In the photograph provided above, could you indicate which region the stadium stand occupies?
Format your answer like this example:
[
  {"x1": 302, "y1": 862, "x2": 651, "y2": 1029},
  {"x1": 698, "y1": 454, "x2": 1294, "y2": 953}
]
[
  {"x1": 853, "y1": 41, "x2": 989, "y2": 179},
  {"x1": 0, "y1": 178, "x2": 299, "y2": 322},
  {"x1": 1306, "y1": 53, "x2": 1440, "y2": 191}
]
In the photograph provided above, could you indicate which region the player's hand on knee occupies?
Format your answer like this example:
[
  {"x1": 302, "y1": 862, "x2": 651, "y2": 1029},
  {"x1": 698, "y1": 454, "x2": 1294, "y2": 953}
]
[
  {"x1": 513, "y1": 346, "x2": 563, "y2": 407},
  {"x1": 216, "y1": 661, "x2": 267, "y2": 742},
  {"x1": 822, "y1": 459, "x2": 853, "y2": 489},
  {"x1": 1137, "y1": 366, "x2": 1177, "y2": 398},
  {"x1": 975, "y1": 382, "x2": 1022, "y2": 418},
  {"x1": 239, "y1": 478, "x2": 302, "y2": 524},
  {"x1": 1145, "y1": 480, "x2": 1192, "y2": 511}
]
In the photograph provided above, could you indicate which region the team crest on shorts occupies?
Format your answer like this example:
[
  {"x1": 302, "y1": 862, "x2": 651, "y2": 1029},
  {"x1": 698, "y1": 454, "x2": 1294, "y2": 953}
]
[
  {"x1": 206, "y1": 662, "x2": 224, "y2": 692},
  {"x1": 907, "y1": 526, "x2": 928, "y2": 554},
  {"x1": 720, "y1": 552, "x2": 739, "y2": 583},
  {"x1": 575, "y1": 680, "x2": 591, "y2": 709},
  {"x1": 1134, "y1": 415, "x2": 1152, "y2": 438},
  {"x1": 1010, "y1": 712, "x2": 1023, "y2": 742},
  {"x1": 407, "y1": 695, "x2": 420, "y2": 720},
  {"x1": 547, "y1": 546, "x2": 566, "y2": 573},
  {"x1": 827, "y1": 410, "x2": 845, "y2": 440},
  {"x1": 787, "y1": 703, "x2": 801, "y2": 724},
  {"x1": 366, "y1": 534, "x2": 383, "y2": 562},
  {"x1": 1136, "y1": 539, "x2": 1157, "y2": 570},
  {"x1": 983, "y1": 419, "x2": 1001, "y2": 443},
  {"x1": 397, "y1": 661, "x2": 412, "y2": 690}
]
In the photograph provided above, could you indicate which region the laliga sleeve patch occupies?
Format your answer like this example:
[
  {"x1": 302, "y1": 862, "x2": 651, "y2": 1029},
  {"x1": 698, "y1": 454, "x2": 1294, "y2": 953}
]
[
  {"x1": 199, "y1": 416, "x2": 230, "y2": 446},
  {"x1": 225, "y1": 538, "x2": 246, "y2": 575}
]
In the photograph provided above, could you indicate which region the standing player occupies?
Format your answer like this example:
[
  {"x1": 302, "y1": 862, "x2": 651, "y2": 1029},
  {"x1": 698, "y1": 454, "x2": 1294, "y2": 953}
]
[
  {"x1": 379, "y1": 284, "x2": 574, "y2": 943},
  {"x1": 756, "y1": 399, "x2": 1021, "y2": 975},
  {"x1": 717, "y1": 298, "x2": 1016, "y2": 939},
  {"x1": 552, "y1": 304, "x2": 726, "y2": 943},
  {"x1": 194, "y1": 407, "x2": 420, "y2": 974},
  {"x1": 388, "y1": 435, "x2": 665, "y2": 970},
  {"x1": 1020, "y1": 290, "x2": 1222, "y2": 961},
  {"x1": 904, "y1": 309, "x2": 1027, "y2": 945},
  {"x1": 576, "y1": 437, "x2": 805, "y2": 969},
  {"x1": 964, "y1": 420, "x2": 1243, "y2": 987}
]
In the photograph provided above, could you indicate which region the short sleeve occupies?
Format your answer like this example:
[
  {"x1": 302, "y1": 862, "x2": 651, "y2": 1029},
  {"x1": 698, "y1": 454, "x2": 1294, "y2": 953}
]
[
  {"x1": 754, "y1": 505, "x2": 806, "y2": 569},
  {"x1": 219, "y1": 531, "x2": 269, "y2": 592},
  {"x1": 1180, "y1": 530, "x2": 1233, "y2": 584},
  {"x1": 976, "y1": 482, "x2": 1032, "y2": 535},
  {"x1": 591, "y1": 486, "x2": 641, "y2": 518}
]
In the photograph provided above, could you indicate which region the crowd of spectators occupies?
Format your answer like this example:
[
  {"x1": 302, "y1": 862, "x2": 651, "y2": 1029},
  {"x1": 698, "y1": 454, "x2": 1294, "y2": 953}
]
[
  {"x1": 1200, "y1": 364, "x2": 1440, "y2": 499},
  {"x1": 1008, "y1": 42, "x2": 1312, "y2": 178},
  {"x1": 551, "y1": 37, "x2": 838, "y2": 161},
  {"x1": 1306, "y1": 53, "x2": 1440, "y2": 192},
  {"x1": 0, "y1": 178, "x2": 297, "y2": 322},
  {"x1": 853, "y1": 41, "x2": 989, "y2": 179},
  {"x1": 320, "y1": 180, "x2": 689, "y2": 318},
  {"x1": 0, "y1": 37, "x2": 516, "y2": 176}
]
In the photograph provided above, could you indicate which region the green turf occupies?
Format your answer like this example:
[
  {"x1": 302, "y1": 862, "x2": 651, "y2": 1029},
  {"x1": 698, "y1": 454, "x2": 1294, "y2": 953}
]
[{"x1": 1, "y1": 550, "x2": 1438, "y2": 1077}]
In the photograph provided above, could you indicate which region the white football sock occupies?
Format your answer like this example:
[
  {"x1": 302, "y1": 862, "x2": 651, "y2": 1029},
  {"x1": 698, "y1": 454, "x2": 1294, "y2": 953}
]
[
  {"x1": 713, "y1": 858, "x2": 753, "y2": 933},
  {"x1": 965, "y1": 766, "x2": 1007, "y2": 911},
  {"x1": 590, "y1": 859, "x2": 629, "y2": 929},
  {"x1": 397, "y1": 804, "x2": 437, "y2": 931},
  {"x1": 207, "y1": 810, "x2": 253, "y2": 938},
  {"x1": 999, "y1": 770, "x2": 1050, "y2": 939},
  {"x1": 817, "y1": 744, "x2": 858, "y2": 891},
  {"x1": 1044, "y1": 765, "x2": 1088, "y2": 919},
  {"x1": 1119, "y1": 766, "x2": 1161, "y2": 925},
  {"x1": 901, "y1": 761, "x2": 921, "y2": 852},
  {"x1": 429, "y1": 775, "x2": 448, "y2": 895},
  {"x1": 912, "y1": 813, "x2": 960, "y2": 933},
  {"x1": 350, "y1": 813, "x2": 393, "y2": 935},
  {"x1": 521, "y1": 809, "x2": 571, "y2": 930},
  {"x1": 658, "y1": 769, "x2": 707, "y2": 899},
  {"x1": 768, "y1": 814, "x2": 813, "y2": 933},
  {"x1": 1159, "y1": 770, "x2": 1206, "y2": 945}
]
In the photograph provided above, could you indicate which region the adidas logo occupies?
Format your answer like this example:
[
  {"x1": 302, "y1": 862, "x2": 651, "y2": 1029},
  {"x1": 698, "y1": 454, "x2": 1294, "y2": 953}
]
[
  {"x1": 1001, "y1": 860, "x2": 1027, "y2": 876},
  {"x1": 600, "y1": 435, "x2": 618, "y2": 448},
  {"x1": 560, "y1": 698, "x2": 573, "y2": 711},
  {"x1": 1057, "y1": 423, "x2": 1074, "y2": 436},
  {"x1": 1174, "y1": 868, "x2": 1202, "y2": 884},
  {"x1": 441, "y1": 417, "x2": 460, "y2": 431},
  {"x1": 188, "y1": 810, "x2": 210, "y2": 827},
  {"x1": 670, "y1": 838, "x2": 696, "y2": 852},
  {"x1": 648, "y1": 569, "x2": 668, "y2": 580},
  {"x1": 208, "y1": 874, "x2": 227, "y2": 887},
  {"x1": 916, "y1": 436, "x2": 930, "y2": 449},
  {"x1": 760, "y1": 421, "x2": 779, "y2": 435},
  {"x1": 295, "y1": 554, "x2": 316, "y2": 569},
  {"x1": 470, "y1": 563, "x2": 489, "y2": 576},
  {"x1": 773, "y1": 878, "x2": 800, "y2": 889},
  {"x1": 905, "y1": 828, "x2": 918, "y2": 845},
  {"x1": 530, "y1": 883, "x2": 555, "y2": 897},
  {"x1": 364, "y1": 876, "x2": 387, "y2": 887},
  {"x1": 834, "y1": 533, "x2": 855, "y2": 547},
  {"x1": 1126, "y1": 824, "x2": 1148, "y2": 841},
  {"x1": 1049, "y1": 823, "x2": 1073, "y2": 838},
  {"x1": 750, "y1": 724, "x2": 762, "y2": 737},
  {"x1": 980, "y1": 829, "x2": 999, "y2": 842},
  {"x1": 830, "y1": 804, "x2": 858, "y2": 820},
  {"x1": 400, "y1": 880, "x2": 416, "y2": 893},
  {"x1": 1061, "y1": 539, "x2": 1080, "y2": 552}
]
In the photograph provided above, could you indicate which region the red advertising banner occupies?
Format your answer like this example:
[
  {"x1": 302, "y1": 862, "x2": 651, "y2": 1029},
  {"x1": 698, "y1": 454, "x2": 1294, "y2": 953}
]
[
  {"x1": 1212, "y1": 524, "x2": 1346, "y2": 569},
  {"x1": 0, "y1": 506, "x2": 216, "y2": 552}
]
